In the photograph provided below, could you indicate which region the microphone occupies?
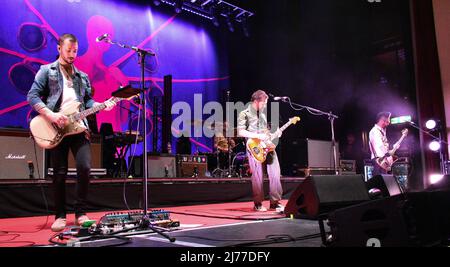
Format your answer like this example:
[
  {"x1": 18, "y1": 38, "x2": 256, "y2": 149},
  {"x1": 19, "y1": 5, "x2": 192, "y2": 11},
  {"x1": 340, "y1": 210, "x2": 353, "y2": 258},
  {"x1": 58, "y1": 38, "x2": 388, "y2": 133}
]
[
  {"x1": 273, "y1": 96, "x2": 289, "y2": 101},
  {"x1": 96, "y1": 33, "x2": 109, "y2": 42}
]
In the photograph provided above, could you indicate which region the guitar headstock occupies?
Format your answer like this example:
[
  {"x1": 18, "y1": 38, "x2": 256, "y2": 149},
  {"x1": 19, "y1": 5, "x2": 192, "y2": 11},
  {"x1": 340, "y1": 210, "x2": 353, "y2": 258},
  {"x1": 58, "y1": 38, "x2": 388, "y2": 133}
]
[
  {"x1": 290, "y1": 116, "x2": 301, "y2": 125},
  {"x1": 401, "y1": 128, "x2": 408, "y2": 137}
]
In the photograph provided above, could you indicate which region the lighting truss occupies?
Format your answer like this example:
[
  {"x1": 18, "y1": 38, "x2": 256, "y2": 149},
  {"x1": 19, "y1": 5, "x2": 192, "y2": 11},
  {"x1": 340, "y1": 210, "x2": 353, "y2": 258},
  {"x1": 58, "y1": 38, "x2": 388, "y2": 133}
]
[{"x1": 153, "y1": 0, "x2": 255, "y2": 24}]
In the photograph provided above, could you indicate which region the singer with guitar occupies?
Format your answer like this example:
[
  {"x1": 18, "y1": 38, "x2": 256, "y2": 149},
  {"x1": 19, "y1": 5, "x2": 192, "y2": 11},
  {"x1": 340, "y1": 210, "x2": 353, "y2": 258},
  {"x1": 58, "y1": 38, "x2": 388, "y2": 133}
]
[
  {"x1": 27, "y1": 34, "x2": 117, "y2": 232},
  {"x1": 369, "y1": 112, "x2": 408, "y2": 176},
  {"x1": 237, "y1": 90, "x2": 297, "y2": 213}
]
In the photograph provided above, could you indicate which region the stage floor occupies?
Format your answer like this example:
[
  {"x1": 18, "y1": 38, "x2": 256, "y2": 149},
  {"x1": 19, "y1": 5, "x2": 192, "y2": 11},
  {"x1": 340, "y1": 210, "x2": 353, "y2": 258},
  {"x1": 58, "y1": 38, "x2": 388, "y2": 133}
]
[{"x1": 0, "y1": 200, "x2": 325, "y2": 247}]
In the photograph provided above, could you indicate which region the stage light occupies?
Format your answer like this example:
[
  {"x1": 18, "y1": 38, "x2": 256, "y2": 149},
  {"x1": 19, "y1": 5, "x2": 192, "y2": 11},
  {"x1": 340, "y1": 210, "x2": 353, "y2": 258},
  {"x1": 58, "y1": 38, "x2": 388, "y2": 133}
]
[
  {"x1": 426, "y1": 119, "x2": 437, "y2": 130},
  {"x1": 429, "y1": 140, "x2": 441, "y2": 152},
  {"x1": 209, "y1": 6, "x2": 220, "y2": 27},
  {"x1": 212, "y1": 16, "x2": 220, "y2": 27},
  {"x1": 242, "y1": 20, "x2": 249, "y2": 37},
  {"x1": 226, "y1": 16, "x2": 234, "y2": 32},
  {"x1": 429, "y1": 173, "x2": 444, "y2": 184},
  {"x1": 174, "y1": 0, "x2": 183, "y2": 14},
  {"x1": 153, "y1": 0, "x2": 161, "y2": 6}
]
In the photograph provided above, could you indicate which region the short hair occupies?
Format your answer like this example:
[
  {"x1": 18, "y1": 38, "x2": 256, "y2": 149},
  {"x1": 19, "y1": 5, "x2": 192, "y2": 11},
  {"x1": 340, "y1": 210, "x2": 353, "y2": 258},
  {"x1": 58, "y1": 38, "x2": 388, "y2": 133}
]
[
  {"x1": 376, "y1": 111, "x2": 391, "y2": 122},
  {"x1": 251, "y1": 90, "x2": 268, "y2": 102},
  {"x1": 58, "y1": 33, "x2": 78, "y2": 46}
]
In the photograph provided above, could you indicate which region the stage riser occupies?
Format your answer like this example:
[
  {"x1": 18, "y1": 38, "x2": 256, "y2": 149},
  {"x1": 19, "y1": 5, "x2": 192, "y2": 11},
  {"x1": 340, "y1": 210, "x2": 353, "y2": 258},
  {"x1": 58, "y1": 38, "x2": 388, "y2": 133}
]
[{"x1": 0, "y1": 180, "x2": 302, "y2": 218}]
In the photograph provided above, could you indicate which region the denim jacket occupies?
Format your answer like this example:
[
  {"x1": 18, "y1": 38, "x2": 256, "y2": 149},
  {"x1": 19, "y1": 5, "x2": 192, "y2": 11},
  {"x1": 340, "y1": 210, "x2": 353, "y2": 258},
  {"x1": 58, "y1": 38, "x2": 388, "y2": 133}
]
[{"x1": 27, "y1": 60, "x2": 96, "y2": 127}]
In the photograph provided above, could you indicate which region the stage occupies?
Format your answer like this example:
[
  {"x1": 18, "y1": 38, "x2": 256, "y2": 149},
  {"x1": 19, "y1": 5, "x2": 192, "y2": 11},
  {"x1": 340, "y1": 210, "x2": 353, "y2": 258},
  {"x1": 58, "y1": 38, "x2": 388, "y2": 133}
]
[
  {"x1": 0, "y1": 177, "x2": 304, "y2": 219},
  {"x1": 0, "y1": 199, "x2": 327, "y2": 247}
]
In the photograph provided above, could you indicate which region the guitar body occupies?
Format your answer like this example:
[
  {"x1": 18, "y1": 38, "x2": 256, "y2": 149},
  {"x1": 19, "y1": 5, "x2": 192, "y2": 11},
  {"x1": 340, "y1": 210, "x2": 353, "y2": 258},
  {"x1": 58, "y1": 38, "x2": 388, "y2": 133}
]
[
  {"x1": 376, "y1": 156, "x2": 396, "y2": 172},
  {"x1": 375, "y1": 129, "x2": 408, "y2": 172},
  {"x1": 29, "y1": 95, "x2": 136, "y2": 149},
  {"x1": 246, "y1": 138, "x2": 276, "y2": 163},
  {"x1": 246, "y1": 117, "x2": 301, "y2": 163},
  {"x1": 30, "y1": 102, "x2": 87, "y2": 149}
]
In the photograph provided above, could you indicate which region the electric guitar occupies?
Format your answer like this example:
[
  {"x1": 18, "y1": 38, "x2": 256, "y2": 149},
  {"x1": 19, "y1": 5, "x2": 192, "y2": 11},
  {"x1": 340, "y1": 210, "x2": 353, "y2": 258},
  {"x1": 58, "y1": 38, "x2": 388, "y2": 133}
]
[
  {"x1": 30, "y1": 96, "x2": 136, "y2": 149},
  {"x1": 376, "y1": 128, "x2": 408, "y2": 171},
  {"x1": 247, "y1": 116, "x2": 300, "y2": 163}
]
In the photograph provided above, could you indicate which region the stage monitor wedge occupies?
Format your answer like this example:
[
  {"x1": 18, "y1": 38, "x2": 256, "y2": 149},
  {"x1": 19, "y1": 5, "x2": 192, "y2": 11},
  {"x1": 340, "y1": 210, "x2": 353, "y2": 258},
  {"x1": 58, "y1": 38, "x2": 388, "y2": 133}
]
[{"x1": 285, "y1": 175, "x2": 370, "y2": 219}]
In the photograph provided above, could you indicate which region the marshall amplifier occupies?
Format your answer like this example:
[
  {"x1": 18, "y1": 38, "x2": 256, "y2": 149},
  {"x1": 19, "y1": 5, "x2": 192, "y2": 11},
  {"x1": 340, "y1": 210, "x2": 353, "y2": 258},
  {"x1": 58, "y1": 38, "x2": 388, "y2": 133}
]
[{"x1": 0, "y1": 129, "x2": 45, "y2": 179}]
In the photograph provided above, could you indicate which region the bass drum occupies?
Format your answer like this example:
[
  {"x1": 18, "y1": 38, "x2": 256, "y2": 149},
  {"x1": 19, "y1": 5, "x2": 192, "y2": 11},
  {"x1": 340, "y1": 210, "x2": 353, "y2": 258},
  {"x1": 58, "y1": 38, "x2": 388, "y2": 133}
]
[
  {"x1": 232, "y1": 152, "x2": 251, "y2": 177},
  {"x1": 232, "y1": 137, "x2": 246, "y2": 154}
]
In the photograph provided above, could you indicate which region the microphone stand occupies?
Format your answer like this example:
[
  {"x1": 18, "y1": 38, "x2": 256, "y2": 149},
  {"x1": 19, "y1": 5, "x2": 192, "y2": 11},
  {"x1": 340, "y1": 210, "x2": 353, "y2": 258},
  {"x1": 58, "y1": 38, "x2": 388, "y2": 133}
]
[
  {"x1": 99, "y1": 37, "x2": 175, "y2": 242},
  {"x1": 408, "y1": 122, "x2": 448, "y2": 174},
  {"x1": 279, "y1": 97, "x2": 340, "y2": 175}
]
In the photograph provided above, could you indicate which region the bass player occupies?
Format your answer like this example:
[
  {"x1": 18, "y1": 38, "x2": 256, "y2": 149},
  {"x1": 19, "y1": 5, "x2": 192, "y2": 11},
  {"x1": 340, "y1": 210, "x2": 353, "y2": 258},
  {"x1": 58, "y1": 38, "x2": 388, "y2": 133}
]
[{"x1": 369, "y1": 111, "x2": 407, "y2": 176}]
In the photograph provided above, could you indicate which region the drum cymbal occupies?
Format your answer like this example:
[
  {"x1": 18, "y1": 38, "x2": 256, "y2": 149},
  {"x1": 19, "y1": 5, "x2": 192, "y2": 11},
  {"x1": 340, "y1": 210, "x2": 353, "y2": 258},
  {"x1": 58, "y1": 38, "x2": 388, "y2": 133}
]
[{"x1": 215, "y1": 137, "x2": 229, "y2": 151}]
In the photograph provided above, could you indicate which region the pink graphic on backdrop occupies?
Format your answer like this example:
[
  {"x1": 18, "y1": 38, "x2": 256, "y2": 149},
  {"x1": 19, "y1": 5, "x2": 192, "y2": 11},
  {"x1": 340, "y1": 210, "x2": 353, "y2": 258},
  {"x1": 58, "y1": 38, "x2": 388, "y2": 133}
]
[{"x1": 75, "y1": 15, "x2": 130, "y2": 132}]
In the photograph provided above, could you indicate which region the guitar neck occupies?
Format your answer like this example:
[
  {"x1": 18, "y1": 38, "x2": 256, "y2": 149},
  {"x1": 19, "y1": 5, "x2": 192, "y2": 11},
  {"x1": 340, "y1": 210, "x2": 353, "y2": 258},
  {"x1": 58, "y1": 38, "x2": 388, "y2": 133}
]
[
  {"x1": 392, "y1": 135, "x2": 407, "y2": 154},
  {"x1": 73, "y1": 103, "x2": 108, "y2": 121},
  {"x1": 279, "y1": 120, "x2": 294, "y2": 132},
  {"x1": 269, "y1": 120, "x2": 294, "y2": 141}
]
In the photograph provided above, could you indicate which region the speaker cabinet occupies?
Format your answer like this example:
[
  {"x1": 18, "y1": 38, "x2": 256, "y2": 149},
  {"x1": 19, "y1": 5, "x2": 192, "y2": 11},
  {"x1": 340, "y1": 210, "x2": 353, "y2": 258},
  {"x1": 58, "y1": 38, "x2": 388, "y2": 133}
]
[
  {"x1": 67, "y1": 135, "x2": 103, "y2": 169},
  {"x1": 128, "y1": 154, "x2": 178, "y2": 178},
  {"x1": 327, "y1": 195, "x2": 411, "y2": 247},
  {"x1": 282, "y1": 139, "x2": 339, "y2": 176},
  {"x1": 0, "y1": 130, "x2": 45, "y2": 179},
  {"x1": 326, "y1": 191, "x2": 450, "y2": 247},
  {"x1": 285, "y1": 175, "x2": 370, "y2": 219},
  {"x1": 366, "y1": 175, "x2": 403, "y2": 197},
  {"x1": 148, "y1": 154, "x2": 177, "y2": 178}
]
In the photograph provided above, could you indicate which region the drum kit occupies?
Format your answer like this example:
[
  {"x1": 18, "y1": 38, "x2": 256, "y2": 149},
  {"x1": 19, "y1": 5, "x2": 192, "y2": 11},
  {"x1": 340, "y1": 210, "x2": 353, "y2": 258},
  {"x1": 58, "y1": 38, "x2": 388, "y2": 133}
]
[{"x1": 207, "y1": 121, "x2": 251, "y2": 178}]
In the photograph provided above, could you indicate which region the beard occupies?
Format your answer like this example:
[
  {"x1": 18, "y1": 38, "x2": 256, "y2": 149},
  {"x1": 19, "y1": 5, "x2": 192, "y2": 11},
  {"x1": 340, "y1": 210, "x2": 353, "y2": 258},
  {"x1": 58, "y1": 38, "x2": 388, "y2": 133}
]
[{"x1": 60, "y1": 55, "x2": 75, "y2": 65}]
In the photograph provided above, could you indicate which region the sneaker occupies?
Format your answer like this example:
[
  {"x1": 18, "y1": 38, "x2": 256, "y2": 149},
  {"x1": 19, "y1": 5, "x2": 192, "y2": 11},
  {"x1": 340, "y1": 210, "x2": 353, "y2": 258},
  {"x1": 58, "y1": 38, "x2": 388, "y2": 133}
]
[
  {"x1": 51, "y1": 218, "x2": 67, "y2": 232},
  {"x1": 75, "y1": 215, "x2": 90, "y2": 226},
  {"x1": 270, "y1": 203, "x2": 285, "y2": 213},
  {"x1": 254, "y1": 205, "x2": 267, "y2": 212}
]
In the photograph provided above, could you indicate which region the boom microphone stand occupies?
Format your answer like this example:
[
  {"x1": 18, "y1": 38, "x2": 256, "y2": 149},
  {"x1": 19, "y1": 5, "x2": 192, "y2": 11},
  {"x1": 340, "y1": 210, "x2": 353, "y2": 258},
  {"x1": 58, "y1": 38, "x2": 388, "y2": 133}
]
[
  {"x1": 276, "y1": 96, "x2": 340, "y2": 175},
  {"x1": 98, "y1": 36, "x2": 175, "y2": 242}
]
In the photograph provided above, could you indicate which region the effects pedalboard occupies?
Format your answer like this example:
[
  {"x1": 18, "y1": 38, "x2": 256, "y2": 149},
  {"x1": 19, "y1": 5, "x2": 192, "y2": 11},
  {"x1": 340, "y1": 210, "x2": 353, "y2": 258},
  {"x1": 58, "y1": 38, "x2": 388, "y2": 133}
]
[
  {"x1": 98, "y1": 209, "x2": 180, "y2": 232},
  {"x1": 49, "y1": 209, "x2": 180, "y2": 246}
]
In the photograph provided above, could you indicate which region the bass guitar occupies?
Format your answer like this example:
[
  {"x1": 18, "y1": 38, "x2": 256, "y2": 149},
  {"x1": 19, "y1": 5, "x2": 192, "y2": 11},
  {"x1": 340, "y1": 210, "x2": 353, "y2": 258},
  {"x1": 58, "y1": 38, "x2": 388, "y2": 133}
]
[{"x1": 376, "y1": 128, "x2": 408, "y2": 171}]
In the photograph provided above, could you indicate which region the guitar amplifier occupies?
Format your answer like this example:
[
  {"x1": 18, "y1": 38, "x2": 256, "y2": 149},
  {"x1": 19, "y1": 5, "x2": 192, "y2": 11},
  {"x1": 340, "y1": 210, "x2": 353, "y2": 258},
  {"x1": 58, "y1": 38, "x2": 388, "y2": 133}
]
[
  {"x1": 128, "y1": 154, "x2": 178, "y2": 178},
  {"x1": 47, "y1": 134, "x2": 105, "y2": 177},
  {"x1": 0, "y1": 129, "x2": 45, "y2": 179},
  {"x1": 282, "y1": 139, "x2": 340, "y2": 177},
  {"x1": 68, "y1": 134, "x2": 103, "y2": 168},
  {"x1": 177, "y1": 154, "x2": 208, "y2": 178}
]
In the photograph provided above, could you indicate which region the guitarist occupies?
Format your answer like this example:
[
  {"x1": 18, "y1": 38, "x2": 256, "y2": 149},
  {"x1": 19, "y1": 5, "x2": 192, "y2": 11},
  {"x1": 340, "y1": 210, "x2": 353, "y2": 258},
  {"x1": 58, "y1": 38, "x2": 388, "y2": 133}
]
[
  {"x1": 27, "y1": 34, "x2": 116, "y2": 232},
  {"x1": 369, "y1": 111, "x2": 400, "y2": 176},
  {"x1": 237, "y1": 90, "x2": 284, "y2": 213}
]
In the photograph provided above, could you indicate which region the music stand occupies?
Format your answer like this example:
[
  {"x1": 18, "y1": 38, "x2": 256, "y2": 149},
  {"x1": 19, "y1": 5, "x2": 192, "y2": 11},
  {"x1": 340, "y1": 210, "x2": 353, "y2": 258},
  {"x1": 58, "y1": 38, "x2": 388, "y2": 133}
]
[{"x1": 111, "y1": 85, "x2": 142, "y2": 99}]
